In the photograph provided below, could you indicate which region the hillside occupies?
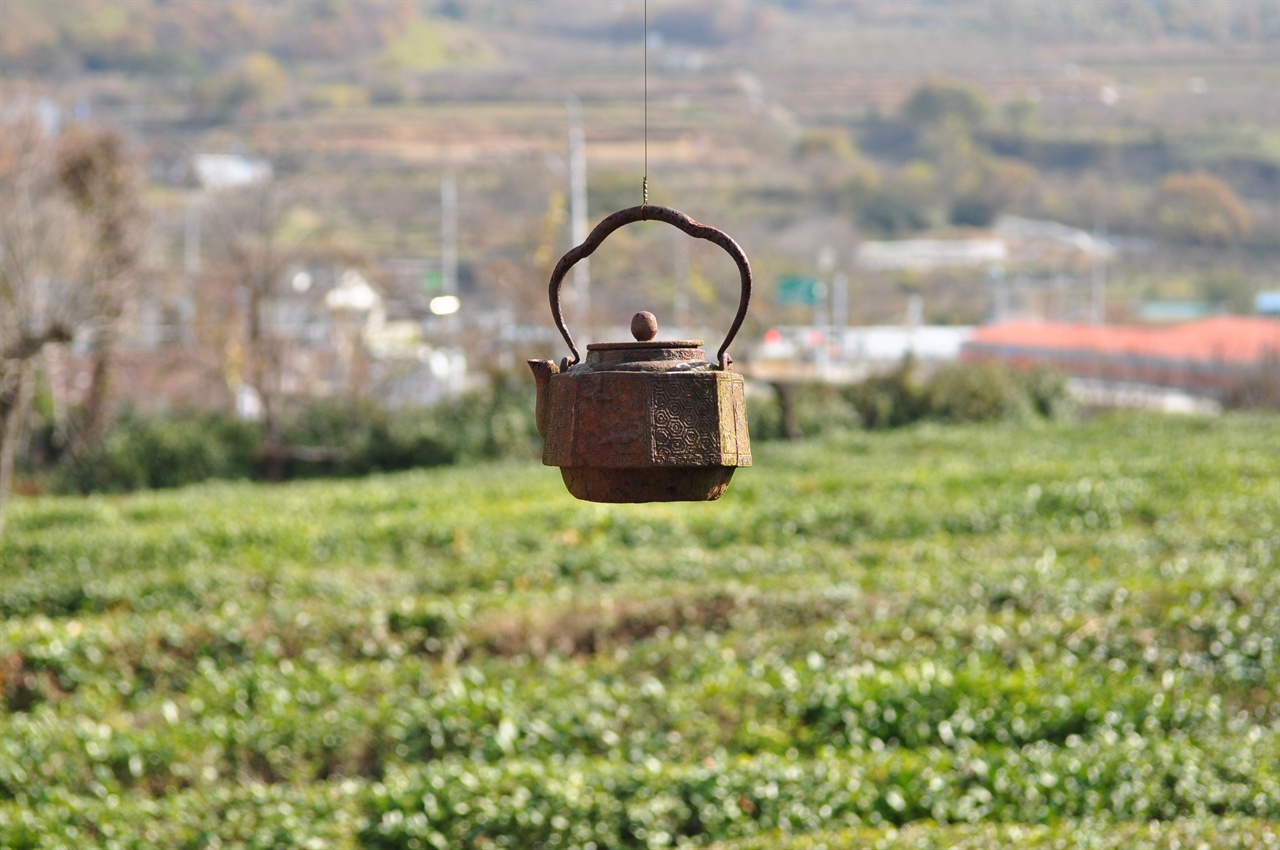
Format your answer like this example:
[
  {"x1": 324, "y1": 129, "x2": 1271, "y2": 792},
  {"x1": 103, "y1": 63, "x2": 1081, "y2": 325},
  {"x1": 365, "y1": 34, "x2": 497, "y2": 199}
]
[{"x1": 3, "y1": 0, "x2": 1277, "y2": 335}]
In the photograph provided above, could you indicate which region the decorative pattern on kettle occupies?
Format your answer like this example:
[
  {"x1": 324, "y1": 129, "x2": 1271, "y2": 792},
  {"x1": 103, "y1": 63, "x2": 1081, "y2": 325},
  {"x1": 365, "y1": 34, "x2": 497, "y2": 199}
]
[{"x1": 651, "y1": 379, "x2": 721, "y2": 465}]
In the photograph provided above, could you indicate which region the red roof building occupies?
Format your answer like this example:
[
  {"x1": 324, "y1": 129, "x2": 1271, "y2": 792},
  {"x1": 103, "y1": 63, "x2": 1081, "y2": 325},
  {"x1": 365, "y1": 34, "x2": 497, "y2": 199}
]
[{"x1": 963, "y1": 317, "x2": 1280, "y2": 396}]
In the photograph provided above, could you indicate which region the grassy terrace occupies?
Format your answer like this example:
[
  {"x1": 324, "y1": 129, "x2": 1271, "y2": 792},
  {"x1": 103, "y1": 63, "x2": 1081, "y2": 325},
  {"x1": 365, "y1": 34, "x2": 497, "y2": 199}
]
[{"x1": 1, "y1": 414, "x2": 1277, "y2": 848}]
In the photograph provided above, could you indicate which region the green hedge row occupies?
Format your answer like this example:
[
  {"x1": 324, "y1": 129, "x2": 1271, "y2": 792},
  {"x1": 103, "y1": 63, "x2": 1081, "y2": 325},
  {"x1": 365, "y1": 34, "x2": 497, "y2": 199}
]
[
  {"x1": 50, "y1": 375, "x2": 541, "y2": 494},
  {"x1": 6, "y1": 734, "x2": 1274, "y2": 850},
  {"x1": 46, "y1": 362, "x2": 1071, "y2": 494},
  {"x1": 750, "y1": 361, "x2": 1072, "y2": 440}
]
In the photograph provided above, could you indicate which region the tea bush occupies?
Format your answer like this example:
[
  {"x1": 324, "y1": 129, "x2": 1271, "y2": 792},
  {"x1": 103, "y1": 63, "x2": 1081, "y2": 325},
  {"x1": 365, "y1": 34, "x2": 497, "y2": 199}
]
[{"x1": 2, "y1": 413, "x2": 1276, "y2": 847}]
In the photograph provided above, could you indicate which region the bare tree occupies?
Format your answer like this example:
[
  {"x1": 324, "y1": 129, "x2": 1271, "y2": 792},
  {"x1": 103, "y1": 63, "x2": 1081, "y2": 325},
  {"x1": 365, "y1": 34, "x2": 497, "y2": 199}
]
[
  {"x1": 54, "y1": 125, "x2": 145, "y2": 454},
  {"x1": 0, "y1": 113, "x2": 141, "y2": 531},
  {"x1": 202, "y1": 173, "x2": 338, "y2": 479}
]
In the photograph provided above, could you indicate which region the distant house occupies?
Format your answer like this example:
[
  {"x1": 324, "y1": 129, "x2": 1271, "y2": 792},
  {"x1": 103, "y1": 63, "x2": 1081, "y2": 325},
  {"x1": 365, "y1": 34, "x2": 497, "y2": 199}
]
[
  {"x1": 265, "y1": 265, "x2": 466, "y2": 407},
  {"x1": 994, "y1": 215, "x2": 1115, "y2": 268},
  {"x1": 760, "y1": 325, "x2": 974, "y2": 364},
  {"x1": 857, "y1": 238, "x2": 1007, "y2": 272},
  {"x1": 856, "y1": 216, "x2": 1114, "y2": 275},
  {"x1": 752, "y1": 324, "x2": 975, "y2": 384},
  {"x1": 1135, "y1": 301, "x2": 1223, "y2": 324},
  {"x1": 95, "y1": 263, "x2": 467, "y2": 417},
  {"x1": 963, "y1": 316, "x2": 1280, "y2": 398},
  {"x1": 193, "y1": 153, "x2": 272, "y2": 190}
]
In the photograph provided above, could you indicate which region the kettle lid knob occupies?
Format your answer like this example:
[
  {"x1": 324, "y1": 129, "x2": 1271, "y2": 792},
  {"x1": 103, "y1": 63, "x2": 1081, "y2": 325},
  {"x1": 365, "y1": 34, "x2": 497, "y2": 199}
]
[{"x1": 631, "y1": 311, "x2": 658, "y2": 342}]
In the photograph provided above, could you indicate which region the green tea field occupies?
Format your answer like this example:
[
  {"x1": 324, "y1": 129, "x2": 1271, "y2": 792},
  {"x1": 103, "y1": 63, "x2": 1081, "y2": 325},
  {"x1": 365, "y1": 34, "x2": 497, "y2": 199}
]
[{"x1": 2, "y1": 415, "x2": 1277, "y2": 849}]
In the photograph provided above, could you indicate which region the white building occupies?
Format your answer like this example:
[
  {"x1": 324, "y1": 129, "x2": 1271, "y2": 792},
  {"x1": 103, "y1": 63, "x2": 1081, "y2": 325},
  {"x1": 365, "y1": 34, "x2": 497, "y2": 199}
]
[
  {"x1": 858, "y1": 239, "x2": 1007, "y2": 272},
  {"x1": 193, "y1": 154, "x2": 272, "y2": 190}
]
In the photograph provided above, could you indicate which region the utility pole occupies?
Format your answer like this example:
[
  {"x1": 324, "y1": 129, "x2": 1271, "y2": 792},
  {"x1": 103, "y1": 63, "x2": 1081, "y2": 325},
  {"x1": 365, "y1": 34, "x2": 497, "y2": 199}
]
[
  {"x1": 566, "y1": 95, "x2": 590, "y2": 334},
  {"x1": 181, "y1": 193, "x2": 203, "y2": 346},
  {"x1": 990, "y1": 263, "x2": 1007, "y2": 324},
  {"x1": 906, "y1": 293, "x2": 923, "y2": 327},
  {"x1": 184, "y1": 194, "x2": 202, "y2": 277},
  {"x1": 832, "y1": 272, "x2": 849, "y2": 329},
  {"x1": 816, "y1": 246, "x2": 835, "y2": 330},
  {"x1": 1091, "y1": 221, "x2": 1107, "y2": 325},
  {"x1": 441, "y1": 171, "x2": 458, "y2": 297}
]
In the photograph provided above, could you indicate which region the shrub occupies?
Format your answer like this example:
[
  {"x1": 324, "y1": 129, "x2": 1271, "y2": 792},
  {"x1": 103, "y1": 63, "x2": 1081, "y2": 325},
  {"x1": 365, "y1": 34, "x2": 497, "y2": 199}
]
[
  {"x1": 49, "y1": 373, "x2": 543, "y2": 494},
  {"x1": 923, "y1": 361, "x2": 1028, "y2": 423},
  {"x1": 748, "y1": 382, "x2": 859, "y2": 441},
  {"x1": 54, "y1": 410, "x2": 259, "y2": 493},
  {"x1": 1153, "y1": 170, "x2": 1252, "y2": 245},
  {"x1": 751, "y1": 361, "x2": 1074, "y2": 441},
  {"x1": 420, "y1": 373, "x2": 541, "y2": 463},
  {"x1": 1020, "y1": 366, "x2": 1076, "y2": 419},
  {"x1": 856, "y1": 188, "x2": 934, "y2": 234},
  {"x1": 901, "y1": 78, "x2": 991, "y2": 128},
  {"x1": 276, "y1": 399, "x2": 398, "y2": 478},
  {"x1": 844, "y1": 360, "x2": 927, "y2": 429},
  {"x1": 1222, "y1": 355, "x2": 1280, "y2": 411}
]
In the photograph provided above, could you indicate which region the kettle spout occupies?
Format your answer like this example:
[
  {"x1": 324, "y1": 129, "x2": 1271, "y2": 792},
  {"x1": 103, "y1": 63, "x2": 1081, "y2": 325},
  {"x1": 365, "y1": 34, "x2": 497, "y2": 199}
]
[{"x1": 527, "y1": 359, "x2": 559, "y2": 439}]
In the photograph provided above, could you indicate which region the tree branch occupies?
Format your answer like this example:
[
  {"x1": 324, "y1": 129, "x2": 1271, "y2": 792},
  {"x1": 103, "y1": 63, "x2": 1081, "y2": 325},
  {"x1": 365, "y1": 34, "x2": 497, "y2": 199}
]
[{"x1": 2, "y1": 324, "x2": 73, "y2": 363}]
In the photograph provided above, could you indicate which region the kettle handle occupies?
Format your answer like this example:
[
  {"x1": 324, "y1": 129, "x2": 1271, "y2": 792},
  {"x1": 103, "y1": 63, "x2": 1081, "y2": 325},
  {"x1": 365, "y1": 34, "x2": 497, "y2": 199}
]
[{"x1": 548, "y1": 204, "x2": 751, "y2": 370}]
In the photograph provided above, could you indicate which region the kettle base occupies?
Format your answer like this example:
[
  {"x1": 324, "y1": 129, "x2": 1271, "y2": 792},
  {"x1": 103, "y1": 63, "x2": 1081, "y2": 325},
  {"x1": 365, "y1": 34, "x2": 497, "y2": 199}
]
[{"x1": 560, "y1": 466, "x2": 736, "y2": 503}]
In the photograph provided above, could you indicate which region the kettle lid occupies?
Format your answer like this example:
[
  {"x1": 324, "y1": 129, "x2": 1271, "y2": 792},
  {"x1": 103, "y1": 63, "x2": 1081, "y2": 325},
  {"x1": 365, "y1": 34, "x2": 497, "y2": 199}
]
[
  {"x1": 587, "y1": 310, "x2": 701, "y2": 351},
  {"x1": 581, "y1": 312, "x2": 709, "y2": 370}
]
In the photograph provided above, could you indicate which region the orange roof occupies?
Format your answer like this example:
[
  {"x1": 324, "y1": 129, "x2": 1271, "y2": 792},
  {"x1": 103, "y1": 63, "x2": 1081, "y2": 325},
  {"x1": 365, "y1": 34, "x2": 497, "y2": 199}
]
[{"x1": 968, "y1": 317, "x2": 1280, "y2": 366}]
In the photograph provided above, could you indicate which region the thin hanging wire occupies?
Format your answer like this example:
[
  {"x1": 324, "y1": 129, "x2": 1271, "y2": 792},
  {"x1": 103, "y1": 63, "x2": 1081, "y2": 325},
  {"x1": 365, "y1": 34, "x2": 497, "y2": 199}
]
[{"x1": 642, "y1": 0, "x2": 649, "y2": 205}]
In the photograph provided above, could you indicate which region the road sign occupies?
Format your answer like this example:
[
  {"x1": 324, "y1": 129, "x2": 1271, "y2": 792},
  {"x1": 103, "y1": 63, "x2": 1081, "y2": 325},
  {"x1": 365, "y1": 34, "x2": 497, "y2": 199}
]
[{"x1": 776, "y1": 276, "x2": 824, "y2": 306}]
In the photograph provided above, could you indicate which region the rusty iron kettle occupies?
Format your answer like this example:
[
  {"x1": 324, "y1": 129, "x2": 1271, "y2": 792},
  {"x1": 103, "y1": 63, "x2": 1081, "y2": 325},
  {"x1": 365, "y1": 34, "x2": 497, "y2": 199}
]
[{"x1": 528, "y1": 204, "x2": 753, "y2": 503}]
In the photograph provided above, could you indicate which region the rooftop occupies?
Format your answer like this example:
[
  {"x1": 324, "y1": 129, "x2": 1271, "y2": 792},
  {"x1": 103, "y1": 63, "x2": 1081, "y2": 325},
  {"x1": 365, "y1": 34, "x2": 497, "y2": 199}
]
[{"x1": 967, "y1": 316, "x2": 1280, "y2": 366}]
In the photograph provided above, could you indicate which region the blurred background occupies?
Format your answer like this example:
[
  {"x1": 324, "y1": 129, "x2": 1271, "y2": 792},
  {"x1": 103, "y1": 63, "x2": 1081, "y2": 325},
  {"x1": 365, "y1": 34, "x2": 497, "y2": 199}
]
[{"x1": 2, "y1": 0, "x2": 1278, "y2": 497}]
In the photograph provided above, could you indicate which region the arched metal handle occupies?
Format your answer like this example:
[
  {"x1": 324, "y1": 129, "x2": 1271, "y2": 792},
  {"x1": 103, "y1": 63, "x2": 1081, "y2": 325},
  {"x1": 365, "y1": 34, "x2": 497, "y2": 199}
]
[{"x1": 548, "y1": 204, "x2": 752, "y2": 370}]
